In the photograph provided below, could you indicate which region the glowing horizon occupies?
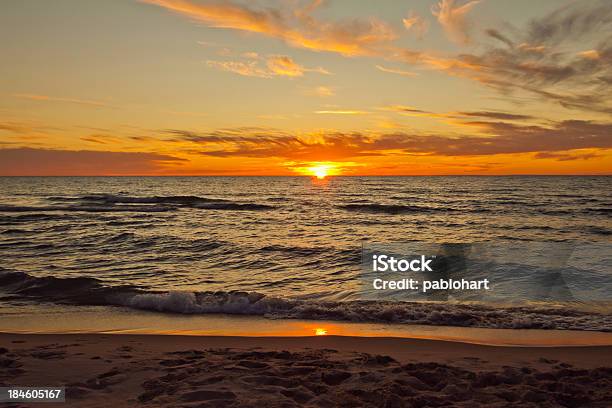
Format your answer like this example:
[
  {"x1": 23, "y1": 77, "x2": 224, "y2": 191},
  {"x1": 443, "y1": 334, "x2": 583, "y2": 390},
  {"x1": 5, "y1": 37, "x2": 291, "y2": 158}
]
[{"x1": 0, "y1": 0, "x2": 611, "y2": 176}]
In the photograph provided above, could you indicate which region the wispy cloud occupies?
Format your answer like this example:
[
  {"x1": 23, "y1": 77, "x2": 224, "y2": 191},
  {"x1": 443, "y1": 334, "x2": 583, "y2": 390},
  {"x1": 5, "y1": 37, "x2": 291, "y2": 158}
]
[
  {"x1": 402, "y1": 1, "x2": 612, "y2": 114},
  {"x1": 375, "y1": 65, "x2": 418, "y2": 77},
  {"x1": 206, "y1": 60, "x2": 270, "y2": 78},
  {"x1": 379, "y1": 105, "x2": 433, "y2": 116},
  {"x1": 315, "y1": 109, "x2": 369, "y2": 115},
  {"x1": 454, "y1": 111, "x2": 535, "y2": 121},
  {"x1": 13, "y1": 94, "x2": 114, "y2": 108},
  {"x1": 534, "y1": 151, "x2": 603, "y2": 161},
  {"x1": 380, "y1": 105, "x2": 536, "y2": 122},
  {"x1": 402, "y1": 11, "x2": 429, "y2": 38},
  {"x1": 141, "y1": 0, "x2": 611, "y2": 116},
  {"x1": 142, "y1": 0, "x2": 397, "y2": 56},
  {"x1": 485, "y1": 29, "x2": 513, "y2": 48},
  {"x1": 0, "y1": 120, "x2": 65, "y2": 140},
  {"x1": 266, "y1": 55, "x2": 330, "y2": 77},
  {"x1": 0, "y1": 121, "x2": 43, "y2": 134},
  {"x1": 577, "y1": 50, "x2": 601, "y2": 60},
  {"x1": 304, "y1": 86, "x2": 335, "y2": 97},
  {"x1": 80, "y1": 136, "x2": 110, "y2": 144},
  {"x1": 207, "y1": 55, "x2": 329, "y2": 78},
  {"x1": 266, "y1": 55, "x2": 306, "y2": 77},
  {"x1": 164, "y1": 119, "x2": 612, "y2": 160},
  {"x1": 431, "y1": 0, "x2": 481, "y2": 45}
]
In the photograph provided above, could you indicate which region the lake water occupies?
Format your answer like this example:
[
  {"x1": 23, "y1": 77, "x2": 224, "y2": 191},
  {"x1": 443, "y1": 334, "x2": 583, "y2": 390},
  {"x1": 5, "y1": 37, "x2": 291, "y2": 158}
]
[{"x1": 0, "y1": 176, "x2": 610, "y2": 332}]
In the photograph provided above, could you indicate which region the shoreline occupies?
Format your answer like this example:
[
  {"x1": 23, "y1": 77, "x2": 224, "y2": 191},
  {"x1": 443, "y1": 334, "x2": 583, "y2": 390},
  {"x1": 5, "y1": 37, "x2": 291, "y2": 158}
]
[
  {"x1": 1, "y1": 333, "x2": 611, "y2": 407},
  {"x1": 3, "y1": 305, "x2": 612, "y2": 347}
]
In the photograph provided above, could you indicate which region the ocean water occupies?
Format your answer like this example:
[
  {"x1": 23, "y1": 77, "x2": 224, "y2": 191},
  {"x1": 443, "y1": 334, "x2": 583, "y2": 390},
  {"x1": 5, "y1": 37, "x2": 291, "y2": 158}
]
[{"x1": 0, "y1": 176, "x2": 610, "y2": 332}]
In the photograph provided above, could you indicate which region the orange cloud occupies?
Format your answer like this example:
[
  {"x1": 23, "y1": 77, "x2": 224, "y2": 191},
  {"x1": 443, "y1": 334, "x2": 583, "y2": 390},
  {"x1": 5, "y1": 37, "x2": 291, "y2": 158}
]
[
  {"x1": 267, "y1": 55, "x2": 304, "y2": 77},
  {"x1": 206, "y1": 60, "x2": 270, "y2": 78},
  {"x1": 375, "y1": 65, "x2": 418, "y2": 77},
  {"x1": 165, "y1": 119, "x2": 612, "y2": 160},
  {"x1": 141, "y1": 0, "x2": 396, "y2": 56},
  {"x1": 431, "y1": 0, "x2": 481, "y2": 45},
  {"x1": 315, "y1": 109, "x2": 369, "y2": 115},
  {"x1": 266, "y1": 55, "x2": 330, "y2": 77},
  {"x1": 578, "y1": 50, "x2": 600, "y2": 60},
  {"x1": 304, "y1": 86, "x2": 335, "y2": 97},
  {"x1": 207, "y1": 55, "x2": 329, "y2": 78},
  {"x1": 145, "y1": 0, "x2": 611, "y2": 116},
  {"x1": 402, "y1": 11, "x2": 429, "y2": 38}
]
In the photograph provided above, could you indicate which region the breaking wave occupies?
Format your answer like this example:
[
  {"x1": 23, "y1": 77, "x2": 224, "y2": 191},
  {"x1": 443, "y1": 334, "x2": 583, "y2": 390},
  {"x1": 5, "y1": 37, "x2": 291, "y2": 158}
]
[{"x1": 1, "y1": 270, "x2": 609, "y2": 332}]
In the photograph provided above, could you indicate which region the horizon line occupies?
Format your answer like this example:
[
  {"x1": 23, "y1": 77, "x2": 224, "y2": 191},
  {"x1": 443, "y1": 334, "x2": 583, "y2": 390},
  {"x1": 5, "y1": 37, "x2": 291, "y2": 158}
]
[{"x1": 1, "y1": 174, "x2": 610, "y2": 177}]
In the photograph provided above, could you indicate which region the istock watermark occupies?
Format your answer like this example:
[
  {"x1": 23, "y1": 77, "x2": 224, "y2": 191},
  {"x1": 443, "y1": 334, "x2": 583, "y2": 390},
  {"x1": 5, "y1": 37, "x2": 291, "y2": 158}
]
[
  {"x1": 359, "y1": 241, "x2": 612, "y2": 304},
  {"x1": 368, "y1": 251, "x2": 489, "y2": 294}
]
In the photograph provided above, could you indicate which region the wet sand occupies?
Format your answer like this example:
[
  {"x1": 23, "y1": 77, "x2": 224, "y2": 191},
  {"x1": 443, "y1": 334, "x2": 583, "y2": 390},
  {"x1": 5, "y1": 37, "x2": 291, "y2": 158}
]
[{"x1": 0, "y1": 333, "x2": 611, "y2": 407}]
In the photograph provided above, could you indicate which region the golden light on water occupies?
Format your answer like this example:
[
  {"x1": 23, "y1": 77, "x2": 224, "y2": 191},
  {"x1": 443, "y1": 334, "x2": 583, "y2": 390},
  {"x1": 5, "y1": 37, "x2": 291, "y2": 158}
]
[{"x1": 314, "y1": 328, "x2": 328, "y2": 336}]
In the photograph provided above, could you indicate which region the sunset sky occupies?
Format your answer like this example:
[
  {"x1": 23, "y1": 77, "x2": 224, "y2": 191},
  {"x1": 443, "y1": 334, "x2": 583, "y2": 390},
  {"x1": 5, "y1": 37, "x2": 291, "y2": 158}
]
[{"x1": 1, "y1": 0, "x2": 611, "y2": 175}]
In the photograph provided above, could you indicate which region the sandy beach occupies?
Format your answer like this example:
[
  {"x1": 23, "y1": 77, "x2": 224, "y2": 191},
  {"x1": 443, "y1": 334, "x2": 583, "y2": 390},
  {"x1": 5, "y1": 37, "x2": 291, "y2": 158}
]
[{"x1": 1, "y1": 333, "x2": 610, "y2": 407}]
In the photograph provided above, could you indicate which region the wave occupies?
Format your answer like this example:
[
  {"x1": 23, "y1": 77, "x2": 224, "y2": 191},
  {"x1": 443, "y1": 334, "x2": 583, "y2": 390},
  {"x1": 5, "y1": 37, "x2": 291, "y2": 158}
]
[
  {"x1": 49, "y1": 194, "x2": 225, "y2": 205},
  {"x1": 192, "y1": 202, "x2": 273, "y2": 211},
  {"x1": 337, "y1": 204, "x2": 462, "y2": 215},
  {"x1": 0, "y1": 213, "x2": 72, "y2": 222},
  {"x1": 1, "y1": 228, "x2": 32, "y2": 234},
  {"x1": 338, "y1": 203, "x2": 612, "y2": 217},
  {"x1": 1, "y1": 270, "x2": 609, "y2": 332},
  {"x1": 0, "y1": 269, "x2": 139, "y2": 305},
  {"x1": 0, "y1": 194, "x2": 274, "y2": 213},
  {"x1": 540, "y1": 208, "x2": 612, "y2": 216},
  {"x1": 82, "y1": 194, "x2": 275, "y2": 210},
  {"x1": 586, "y1": 226, "x2": 611, "y2": 235},
  {"x1": 260, "y1": 245, "x2": 329, "y2": 257},
  {"x1": 0, "y1": 204, "x2": 174, "y2": 213}
]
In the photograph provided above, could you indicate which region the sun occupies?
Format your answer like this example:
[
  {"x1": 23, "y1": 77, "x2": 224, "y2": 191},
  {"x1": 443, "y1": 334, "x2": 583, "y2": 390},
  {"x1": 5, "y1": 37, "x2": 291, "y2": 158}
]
[
  {"x1": 314, "y1": 167, "x2": 328, "y2": 179},
  {"x1": 293, "y1": 162, "x2": 342, "y2": 178},
  {"x1": 314, "y1": 328, "x2": 328, "y2": 336},
  {"x1": 309, "y1": 165, "x2": 331, "y2": 179}
]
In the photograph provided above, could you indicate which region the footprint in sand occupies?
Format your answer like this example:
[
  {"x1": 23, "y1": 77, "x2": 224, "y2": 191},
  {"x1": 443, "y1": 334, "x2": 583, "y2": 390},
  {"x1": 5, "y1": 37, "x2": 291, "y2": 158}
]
[{"x1": 180, "y1": 389, "x2": 236, "y2": 402}]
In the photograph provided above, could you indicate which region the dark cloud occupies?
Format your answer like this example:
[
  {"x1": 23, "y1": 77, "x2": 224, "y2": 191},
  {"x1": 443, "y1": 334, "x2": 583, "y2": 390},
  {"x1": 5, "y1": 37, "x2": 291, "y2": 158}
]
[
  {"x1": 456, "y1": 111, "x2": 534, "y2": 120},
  {"x1": 167, "y1": 120, "x2": 612, "y2": 159},
  {"x1": 485, "y1": 29, "x2": 513, "y2": 47},
  {"x1": 424, "y1": 0, "x2": 612, "y2": 114},
  {"x1": 383, "y1": 106, "x2": 535, "y2": 121},
  {"x1": 167, "y1": 129, "x2": 382, "y2": 160},
  {"x1": 0, "y1": 148, "x2": 185, "y2": 176},
  {"x1": 79, "y1": 134, "x2": 122, "y2": 145},
  {"x1": 407, "y1": 120, "x2": 612, "y2": 156},
  {"x1": 165, "y1": 128, "x2": 299, "y2": 145},
  {"x1": 526, "y1": 1, "x2": 611, "y2": 45},
  {"x1": 391, "y1": 106, "x2": 431, "y2": 114}
]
